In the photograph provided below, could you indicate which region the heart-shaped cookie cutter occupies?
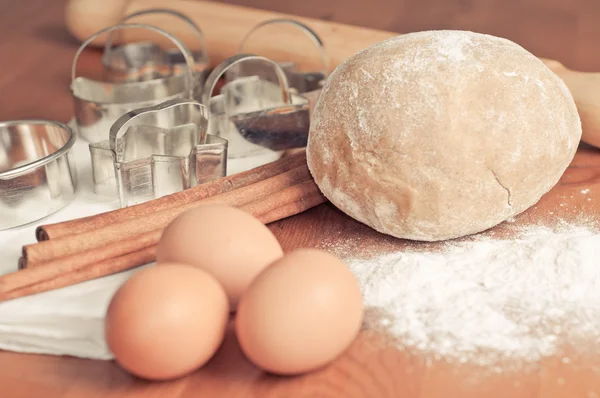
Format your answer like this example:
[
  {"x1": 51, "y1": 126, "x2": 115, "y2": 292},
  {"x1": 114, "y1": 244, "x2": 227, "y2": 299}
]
[
  {"x1": 89, "y1": 98, "x2": 227, "y2": 208},
  {"x1": 202, "y1": 54, "x2": 311, "y2": 160},
  {"x1": 101, "y1": 7, "x2": 210, "y2": 97},
  {"x1": 70, "y1": 23, "x2": 198, "y2": 144}
]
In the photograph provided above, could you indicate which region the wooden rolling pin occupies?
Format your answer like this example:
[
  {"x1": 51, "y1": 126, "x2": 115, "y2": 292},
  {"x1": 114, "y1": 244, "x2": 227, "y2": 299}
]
[{"x1": 65, "y1": 0, "x2": 600, "y2": 148}]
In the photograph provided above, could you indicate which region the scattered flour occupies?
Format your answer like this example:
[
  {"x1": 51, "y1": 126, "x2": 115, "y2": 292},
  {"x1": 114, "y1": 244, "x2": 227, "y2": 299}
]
[{"x1": 331, "y1": 223, "x2": 600, "y2": 369}]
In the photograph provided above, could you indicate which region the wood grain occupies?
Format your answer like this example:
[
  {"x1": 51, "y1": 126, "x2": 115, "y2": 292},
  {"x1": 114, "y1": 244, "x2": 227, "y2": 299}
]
[
  {"x1": 214, "y1": 0, "x2": 600, "y2": 72},
  {"x1": 1, "y1": 0, "x2": 600, "y2": 397}
]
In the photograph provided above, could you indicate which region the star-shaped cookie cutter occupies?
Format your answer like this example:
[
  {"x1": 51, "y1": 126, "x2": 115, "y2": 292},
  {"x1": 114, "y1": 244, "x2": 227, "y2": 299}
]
[{"x1": 89, "y1": 98, "x2": 227, "y2": 208}]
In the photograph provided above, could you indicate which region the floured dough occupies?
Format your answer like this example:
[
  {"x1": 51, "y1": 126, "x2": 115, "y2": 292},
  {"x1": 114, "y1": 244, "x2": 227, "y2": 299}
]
[{"x1": 307, "y1": 30, "x2": 582, "y2": 241}]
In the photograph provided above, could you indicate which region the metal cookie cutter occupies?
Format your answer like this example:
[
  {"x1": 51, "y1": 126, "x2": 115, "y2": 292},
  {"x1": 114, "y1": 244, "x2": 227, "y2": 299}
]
[
  {"x1": 0, "y1": 120, "x2": 77, "y2": 230},
  {"x1": 227, "y1": 18, "x2": 330, "y2": 94},
  {"x1": 202, "y1": 54, "x2": 311, "y2": 160},
  {"x1": 89, "y1": 98, "x2": 227, "y2": 208},
  {"x1": 71, "y1": 23, "x2": 198, "y2": 144},
  {"x1": 101, "y1": 8, "x2": 210, "y2": 94}
]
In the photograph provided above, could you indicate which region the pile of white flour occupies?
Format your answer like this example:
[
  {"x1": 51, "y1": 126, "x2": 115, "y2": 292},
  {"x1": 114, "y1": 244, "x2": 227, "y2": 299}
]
[{"x1": 333, "y1": 222, "x2": 600, "y2": 369}]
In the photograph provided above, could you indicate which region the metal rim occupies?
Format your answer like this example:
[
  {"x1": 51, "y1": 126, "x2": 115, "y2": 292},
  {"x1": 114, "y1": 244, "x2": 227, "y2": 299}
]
[
  {"x1": 0, "y1": 120, "x2": 76, "y2": 179},
  {"x1": 102, "y1": 7, "x2": 209, "y2": 65},
  {"x1": 201, "y1": 53, "x2": 293, "y2": 107},
  {"x1": 108, "y1": 98, "x2": 209, "y2": 153},
  {"x1": 239, "y1": 18, "x2": 329, "y2": 75},
  {"x1": 70, "y1": 23, "x2": 197, "y2": 99}
]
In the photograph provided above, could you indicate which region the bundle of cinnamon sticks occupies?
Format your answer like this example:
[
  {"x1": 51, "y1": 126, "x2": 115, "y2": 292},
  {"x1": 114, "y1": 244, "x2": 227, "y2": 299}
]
[{"x1": 0, "y1": 150, "x2": 326, "y2": 302}]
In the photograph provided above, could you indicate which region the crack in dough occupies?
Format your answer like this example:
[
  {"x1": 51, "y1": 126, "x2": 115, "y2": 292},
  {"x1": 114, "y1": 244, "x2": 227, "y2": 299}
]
[{"x1": 487, "y1": 166, "x2": 513, "y2": 208}]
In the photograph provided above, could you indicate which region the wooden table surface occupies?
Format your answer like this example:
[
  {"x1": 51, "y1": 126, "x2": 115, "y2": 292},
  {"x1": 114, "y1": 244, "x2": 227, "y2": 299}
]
[{"x1": 2, "y1": 0, "x2": 600, "y2": 397}]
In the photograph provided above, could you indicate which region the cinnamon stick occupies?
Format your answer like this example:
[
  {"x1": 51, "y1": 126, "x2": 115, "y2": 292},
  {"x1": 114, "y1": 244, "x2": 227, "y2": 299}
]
[
  {"x1": 1, "y1": 231, "x2": 159, "y2": 292},
  {"x1": 0, "y1": 247, "x2": 157, "y2": 302},
  {"x1": 241, "y1": 180, "x2": 326, "y2": 223},
  {"x1": 22, "y1": 165, "x2": 312, "y2": 267},
  {"x1": 36, "y1": 150, "x2": 307, "y2": 241},
  {"x1": 1, "y1": 180, "x2": 327, "y2": 302},
  {"x1": 10, "y1": 180, "x2": 325, "y2": 293},
  {"x1": 258, "y1": 191, "x2": 327, "y2": 225}
]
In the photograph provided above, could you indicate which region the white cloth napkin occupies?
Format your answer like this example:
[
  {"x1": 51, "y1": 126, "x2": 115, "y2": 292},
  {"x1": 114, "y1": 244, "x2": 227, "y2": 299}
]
[{"x1": 0, "y1": 121, "x2": 280, "y2": 359}]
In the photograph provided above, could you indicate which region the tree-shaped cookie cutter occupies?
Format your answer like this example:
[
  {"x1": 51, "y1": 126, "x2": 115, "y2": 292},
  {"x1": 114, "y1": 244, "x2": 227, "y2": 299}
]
[
  {"x1": 70, "y1": 23, "x2": 198, "y2": 143},
  {"x1": 202, "y1": 54, "x2": 311, "y2": 160},
  {"x1": 101, "y1": 8, "x2": 210, "y2": 95},
  {"x1": 227, "y1": 18, "x2": 330, "y2": 94},
  {"x1": 89, "y1": 98, "x2": 227, "y2": 208}
]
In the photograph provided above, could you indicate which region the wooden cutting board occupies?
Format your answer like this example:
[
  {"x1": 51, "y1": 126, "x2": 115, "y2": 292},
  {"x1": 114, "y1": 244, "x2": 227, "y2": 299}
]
[
  {"x1": 272, "y1": 147, "x2": 600, "y2": 397},
  {"x1": 277, "y1": 145, "x2": 600, "y2": 260},
  {"x1": 1, "y1": 1, "x2": 600, "y2": 397},
  {"x1": 1, "y1": 145, "x2": 598, "y2": 397}
]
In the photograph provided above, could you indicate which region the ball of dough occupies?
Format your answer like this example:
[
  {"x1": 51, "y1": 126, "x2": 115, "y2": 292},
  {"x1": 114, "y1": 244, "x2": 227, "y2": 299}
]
[{"x1": 307, "y1": 30, "x2": 582, "y2": 241}]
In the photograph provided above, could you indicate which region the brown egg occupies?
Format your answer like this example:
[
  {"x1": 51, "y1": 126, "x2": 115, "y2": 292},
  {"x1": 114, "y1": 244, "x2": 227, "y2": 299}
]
[
  {"x1": 105, "y1": 263, "x2": 229, "y2": 381},
  {"x1": 156, "y1": 204, "x2": 284, "y2": 310},
  {"x1": 235, "y1": 248, "x2": 364, "y2": 375}
]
